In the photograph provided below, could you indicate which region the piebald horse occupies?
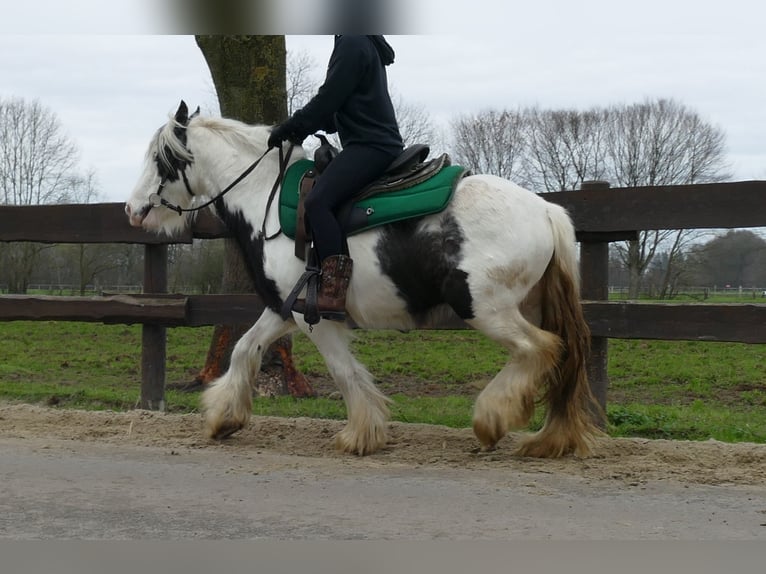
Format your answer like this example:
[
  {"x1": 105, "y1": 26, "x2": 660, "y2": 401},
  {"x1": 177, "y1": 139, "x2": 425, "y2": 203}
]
[{"x1": 125, "y1": 102, "x2": 600, "y2": 457}]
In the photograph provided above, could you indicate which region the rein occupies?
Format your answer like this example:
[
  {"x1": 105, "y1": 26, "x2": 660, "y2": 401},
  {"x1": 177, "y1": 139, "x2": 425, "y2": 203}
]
[{"x1": 150, "y1": 144, "x2": 294, "y2": 240}]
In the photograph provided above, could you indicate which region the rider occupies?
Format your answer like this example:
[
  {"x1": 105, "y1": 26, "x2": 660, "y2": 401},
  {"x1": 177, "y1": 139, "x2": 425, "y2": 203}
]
[{"x1": 268, "y1": 35, "x2": 404, "y2": 321}]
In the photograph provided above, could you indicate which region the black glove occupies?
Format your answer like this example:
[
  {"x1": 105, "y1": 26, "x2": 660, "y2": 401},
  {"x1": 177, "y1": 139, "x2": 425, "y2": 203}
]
[{"x1": 267, "y1": 123, "x2": 291, "y2": 148}]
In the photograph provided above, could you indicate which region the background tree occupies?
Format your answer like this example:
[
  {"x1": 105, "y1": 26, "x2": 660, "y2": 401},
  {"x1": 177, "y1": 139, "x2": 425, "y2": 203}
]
[
  {"x1": 192, "y1": 35, "x2": 313, "y2": 397},
  {"x1": 524, "y1": 106, "x2": 609, "y2": 192},
  {"x1": 448, "y1": 98, "x2": 730, "y2": 298},
  {"x1": 605, "y1": 98, "x2": 730, "y2": 297},
  {"x1": 0, "y1": 97, "x2": 85, "y2": 293},
  {"x1": 686, "y1": 230, "x2": 766, "y2": 289},
  {"x1": 391, "y1": 93, "x2": 440, "y2": 148},
  {"x1": 286, "y1": 49, "x2": 318, "y2": 115},
  {"x1": 0, "y1": 97, "x2": 79, "y2": 206},
  {"x1": 450, "y1": 109, "x2": 526, "y2": 182},
  {"x1": 56, "y1": 171, "x2": 125, "y2": 295},
  {"x1": 166, "y1": 241, "x2": 225, "y2": 294}
]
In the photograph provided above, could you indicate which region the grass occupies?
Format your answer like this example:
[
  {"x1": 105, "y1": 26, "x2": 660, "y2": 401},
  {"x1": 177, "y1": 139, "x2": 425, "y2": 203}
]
[{"x1": 0, "y1": 321, "x2": 765, "y2": 443}]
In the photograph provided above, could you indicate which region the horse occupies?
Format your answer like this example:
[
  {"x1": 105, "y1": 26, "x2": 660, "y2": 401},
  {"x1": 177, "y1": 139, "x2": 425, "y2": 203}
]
[{"x1": 125, "y1": 101, "x2": 601, "y2": 458}]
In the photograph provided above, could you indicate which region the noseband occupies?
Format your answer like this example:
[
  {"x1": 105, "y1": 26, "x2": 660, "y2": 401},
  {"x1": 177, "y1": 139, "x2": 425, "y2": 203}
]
[{"x1": 149, "y1": 168, "x2": 195, "y2": 212}]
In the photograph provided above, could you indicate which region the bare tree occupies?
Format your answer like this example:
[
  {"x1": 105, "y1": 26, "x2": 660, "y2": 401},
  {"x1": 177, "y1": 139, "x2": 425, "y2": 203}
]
[
  {"x1": 606, "y1": 98, "x2": 731, "y2": 297},
  {"x1": 605, "y1": 98, "x2": 729, "y2": 187},
  {"x1": 446, "y1": 98, "x2": 730, "y2": 298},
  {"x1": 450, "y1": 109, "x2": 527, "y2": 182},
  {"x1": 0, "y1": 97, "x2": 85, "y2": 293},
  {"x1": 286, "y1": 49, "x2": 319, "y2": 115},
  {"x1": 53, "y1": 242, "x2": 125, "y2": 295},
  {"x1": 58, "y1": 169, "x2": 100, "y2": 204},
  {"x1": 524, "y1": 106, "x2": 609, "y2": 192},
  {"x1": 450, "y1": 107, "x2": 608, "y2": 190},
  {"x1": 0, "y1": 97, "x2": 79, "y2": 206},
  {"x1": 390, "y1": 92, "x2": 439, "y2": 148},
  {"x1": 58, "y1": 172, "x2": 122, "y2": 295}
]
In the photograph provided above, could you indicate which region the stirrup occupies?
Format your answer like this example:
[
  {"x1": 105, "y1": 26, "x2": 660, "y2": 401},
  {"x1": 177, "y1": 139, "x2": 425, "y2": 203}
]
[{"x1": 281, "y1": 252, "x2": 321, "y2": 325}]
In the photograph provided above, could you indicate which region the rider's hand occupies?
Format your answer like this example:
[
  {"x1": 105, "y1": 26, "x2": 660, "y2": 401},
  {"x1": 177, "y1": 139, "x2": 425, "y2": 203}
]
[{"x1": 268, "y1": 123, "x2": 290, "y2": 148}]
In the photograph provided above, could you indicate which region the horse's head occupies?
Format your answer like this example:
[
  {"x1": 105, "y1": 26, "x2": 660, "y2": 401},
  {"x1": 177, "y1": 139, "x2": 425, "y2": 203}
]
[{"x1": 125, "y1": 100, "x2": 201, "y2": 236}]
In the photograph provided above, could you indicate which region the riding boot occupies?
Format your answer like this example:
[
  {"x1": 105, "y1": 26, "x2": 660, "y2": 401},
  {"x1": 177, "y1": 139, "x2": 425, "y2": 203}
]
[{"x1": 292, "y1": 255, "x2": 353, "y2": 322}]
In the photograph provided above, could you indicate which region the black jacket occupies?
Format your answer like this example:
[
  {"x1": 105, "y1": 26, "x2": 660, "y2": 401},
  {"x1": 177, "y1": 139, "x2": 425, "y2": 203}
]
[{"x1": 284, "y1": 35, "x2": 404, "y2": 156}]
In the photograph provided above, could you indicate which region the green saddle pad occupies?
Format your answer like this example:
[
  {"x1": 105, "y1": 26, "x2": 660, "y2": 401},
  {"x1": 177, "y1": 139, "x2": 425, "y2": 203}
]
[{"x1": 279, "y1": 159, "x2": 467, "y2": 239}]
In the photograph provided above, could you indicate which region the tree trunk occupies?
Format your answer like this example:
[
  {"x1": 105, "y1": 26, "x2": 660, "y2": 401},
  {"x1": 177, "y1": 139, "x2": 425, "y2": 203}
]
[
  {"x1": 658, "y1": 230, "x2": 685, "y2": 300},
  {"x1": 627, "y1": 239, "x2": 642, "y2": 299},
  {"x1": 189, "y1": 35, "x2": 314, "y2": 398}
]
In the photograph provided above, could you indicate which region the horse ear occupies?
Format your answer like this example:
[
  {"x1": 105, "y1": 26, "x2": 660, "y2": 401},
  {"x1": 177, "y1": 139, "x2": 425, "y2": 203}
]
[
  {"x1": 175, "y1": 100, "x2": 189, "y2": 125},
  {"x1": 190, "y1": 106, "x2": 201, "y2": 120}
]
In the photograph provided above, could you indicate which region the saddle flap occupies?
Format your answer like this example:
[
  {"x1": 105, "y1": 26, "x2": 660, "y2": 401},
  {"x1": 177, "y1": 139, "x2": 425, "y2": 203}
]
[
  {"x1": 294, "y1": 170, "x2": 317, "y2": 260},
  {"x1": 385, "y1": 144, "x2": 430, "y2": 175}
]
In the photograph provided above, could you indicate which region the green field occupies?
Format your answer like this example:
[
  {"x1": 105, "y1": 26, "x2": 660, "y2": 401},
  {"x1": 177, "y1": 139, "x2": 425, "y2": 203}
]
[{"x1": 0, "y1": 321, "x2": 764, "y2": 444}]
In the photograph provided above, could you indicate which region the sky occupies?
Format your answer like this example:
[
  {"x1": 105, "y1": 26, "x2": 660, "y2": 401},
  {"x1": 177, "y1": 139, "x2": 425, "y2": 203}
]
[{"x1": 1, "y1": 0, "x2": 765, "y2": 203}]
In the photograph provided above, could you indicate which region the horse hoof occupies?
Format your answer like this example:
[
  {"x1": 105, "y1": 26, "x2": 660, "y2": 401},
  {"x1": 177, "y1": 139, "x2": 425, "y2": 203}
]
[
  {"x1": 334, "y1": 429, "x2": 385, "y2": 456},
  {"x1": 210, "y1": 422, "x2": 243, "y2": 440},
  {"x1": 472, "y1": 416, "x2": 505, "y2": 450}
]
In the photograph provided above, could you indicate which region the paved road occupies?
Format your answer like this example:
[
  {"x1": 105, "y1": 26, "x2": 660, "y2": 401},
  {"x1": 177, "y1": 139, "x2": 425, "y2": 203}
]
[{"x1": 1, "y1": 437, "x2": 764, "y2": 540}]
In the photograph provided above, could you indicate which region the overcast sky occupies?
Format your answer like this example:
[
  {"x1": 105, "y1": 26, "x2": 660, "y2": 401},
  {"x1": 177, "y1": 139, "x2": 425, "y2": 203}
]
[{"x1": 1, "y1": 0, "x2": 764, "y2": 202}]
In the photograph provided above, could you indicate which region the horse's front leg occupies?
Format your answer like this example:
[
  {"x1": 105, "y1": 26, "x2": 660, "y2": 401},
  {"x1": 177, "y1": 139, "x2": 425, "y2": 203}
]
[
  {"x1": 201, "y1": 309, "x2": 296, "y2": 440},
  {"x1": 298, "y1": 319, "x2": 391, "y2": 455}
]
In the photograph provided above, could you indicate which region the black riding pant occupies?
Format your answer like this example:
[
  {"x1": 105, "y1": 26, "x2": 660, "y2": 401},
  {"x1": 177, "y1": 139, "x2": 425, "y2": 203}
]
[{"x1": 305, "y1": 144, "x2": 398, "y2": 263}]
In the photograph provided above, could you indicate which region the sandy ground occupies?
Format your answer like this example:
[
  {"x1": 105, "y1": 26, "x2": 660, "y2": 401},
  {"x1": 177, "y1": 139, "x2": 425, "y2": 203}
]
[{"x1": 1, "y1": 402, "x2": 765, "y2": 539}]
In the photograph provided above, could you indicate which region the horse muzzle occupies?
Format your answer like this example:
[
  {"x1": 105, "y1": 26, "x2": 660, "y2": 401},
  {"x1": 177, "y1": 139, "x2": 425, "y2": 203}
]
[{"x1": 125, "y1": 202, "x2": 152, "y2": 227}]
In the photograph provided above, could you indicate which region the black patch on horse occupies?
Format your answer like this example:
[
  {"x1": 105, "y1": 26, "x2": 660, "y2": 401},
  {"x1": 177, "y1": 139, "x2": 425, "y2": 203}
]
[
  {"x1": 214, "y1": 199, "x2": 284, "y2": 314},
  {"x1": 375, "y1": 214, "x2": 474, "y2": 321},
  {"x1": 154, "y1": 126, "x2": 191, "y2": 183}
]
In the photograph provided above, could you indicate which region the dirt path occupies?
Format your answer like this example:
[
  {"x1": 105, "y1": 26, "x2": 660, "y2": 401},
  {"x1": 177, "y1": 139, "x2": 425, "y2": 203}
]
[{"x1": 2, "y1": 403, "x2": 765, "y2": 539}]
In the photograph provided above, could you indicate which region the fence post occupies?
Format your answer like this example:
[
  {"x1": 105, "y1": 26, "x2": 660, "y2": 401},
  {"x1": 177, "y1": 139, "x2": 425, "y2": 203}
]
[
  {"x1": 140, "y1": 244, "x2": 168, "y2": 410},
  {"x1": 578, "y1": 180, "x2": 610, "y2": 426}
]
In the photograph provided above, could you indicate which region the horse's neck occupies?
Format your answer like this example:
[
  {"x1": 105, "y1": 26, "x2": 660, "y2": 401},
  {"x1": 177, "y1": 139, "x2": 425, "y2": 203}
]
[
  {"x1": 189, "y1": 127, "x2": 305, "y2": 234},
  {"x1": 189, "y1": 124, "x2": 281, "y2": 215}
]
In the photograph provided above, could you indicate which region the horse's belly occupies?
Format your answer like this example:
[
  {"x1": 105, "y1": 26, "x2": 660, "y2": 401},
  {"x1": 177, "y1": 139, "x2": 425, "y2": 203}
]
[{"x1": 346, "y1": 264, "x2": 418, "y2": 330}]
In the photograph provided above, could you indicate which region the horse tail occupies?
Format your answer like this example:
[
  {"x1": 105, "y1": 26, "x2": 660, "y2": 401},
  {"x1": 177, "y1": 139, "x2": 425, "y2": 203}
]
[{"x1": 517, "y1": 204, "x2": 602, "y2": 457}]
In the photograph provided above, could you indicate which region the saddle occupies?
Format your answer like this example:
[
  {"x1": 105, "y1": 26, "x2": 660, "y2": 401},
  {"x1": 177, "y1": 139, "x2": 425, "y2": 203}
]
[
  {"x1": 278, "y1": 141, "x2": 467, "y2": 325},
  {"x1": 288, "y1": 141, "x2": 465, "y2": 261}
]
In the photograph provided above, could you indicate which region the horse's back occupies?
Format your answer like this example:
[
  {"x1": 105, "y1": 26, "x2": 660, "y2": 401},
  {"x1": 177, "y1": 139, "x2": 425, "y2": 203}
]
[
  {"x1": 450, "y1": 173, "x2": 558, "y2": 265},
  {"x1": 455, "y1": 173, "x2": 551, "y2": 213}
]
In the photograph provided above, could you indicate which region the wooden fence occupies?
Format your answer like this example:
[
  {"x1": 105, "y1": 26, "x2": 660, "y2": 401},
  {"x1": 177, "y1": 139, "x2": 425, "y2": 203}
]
[{"x1": 2, "y1": 180, "x2": 766, "y2": 414}]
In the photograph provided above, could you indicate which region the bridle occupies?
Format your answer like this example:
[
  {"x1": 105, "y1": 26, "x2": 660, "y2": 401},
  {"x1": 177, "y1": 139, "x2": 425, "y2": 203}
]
[{"x1": 149, "y1": 141, "x2": 294, "y2": 240}]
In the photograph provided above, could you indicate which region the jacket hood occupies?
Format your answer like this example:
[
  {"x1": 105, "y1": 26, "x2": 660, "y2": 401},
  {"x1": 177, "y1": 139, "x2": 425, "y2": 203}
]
[{"x1": 368, "y1": 35, "x2": 395, "y2": 65}]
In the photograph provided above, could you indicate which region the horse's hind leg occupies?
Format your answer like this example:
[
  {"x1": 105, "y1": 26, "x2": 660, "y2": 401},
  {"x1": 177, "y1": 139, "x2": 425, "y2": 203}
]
[
  {"x1": 470, "y1": 308, "x2": 561, "y2": 451},
  {"x1": 301, "y1": 321, "x2": 391, "y2": 455},
  {"x1": 201, "y1": 309, "x2": 295, "y2": 440}
]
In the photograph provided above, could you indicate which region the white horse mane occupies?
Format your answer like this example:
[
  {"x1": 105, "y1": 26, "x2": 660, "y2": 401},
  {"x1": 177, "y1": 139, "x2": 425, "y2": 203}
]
[
  {"x1": 194, "y1": 116, "x2": 273, "y2": 153},
  {"x1": 147, "y1": 114, "x2": 278, "y2": 176},
  {"x1": 151, "y1": 113, "x2": 275, "y2": 171},
  {"x1": 151, "y1": 118, "x2": 192, "y2": 166}
]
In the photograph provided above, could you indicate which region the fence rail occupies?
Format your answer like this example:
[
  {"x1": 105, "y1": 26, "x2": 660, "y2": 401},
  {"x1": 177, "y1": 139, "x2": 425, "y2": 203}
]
[{"x1": 2, "y1": 179, "x2": 766, "y2": 412}]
